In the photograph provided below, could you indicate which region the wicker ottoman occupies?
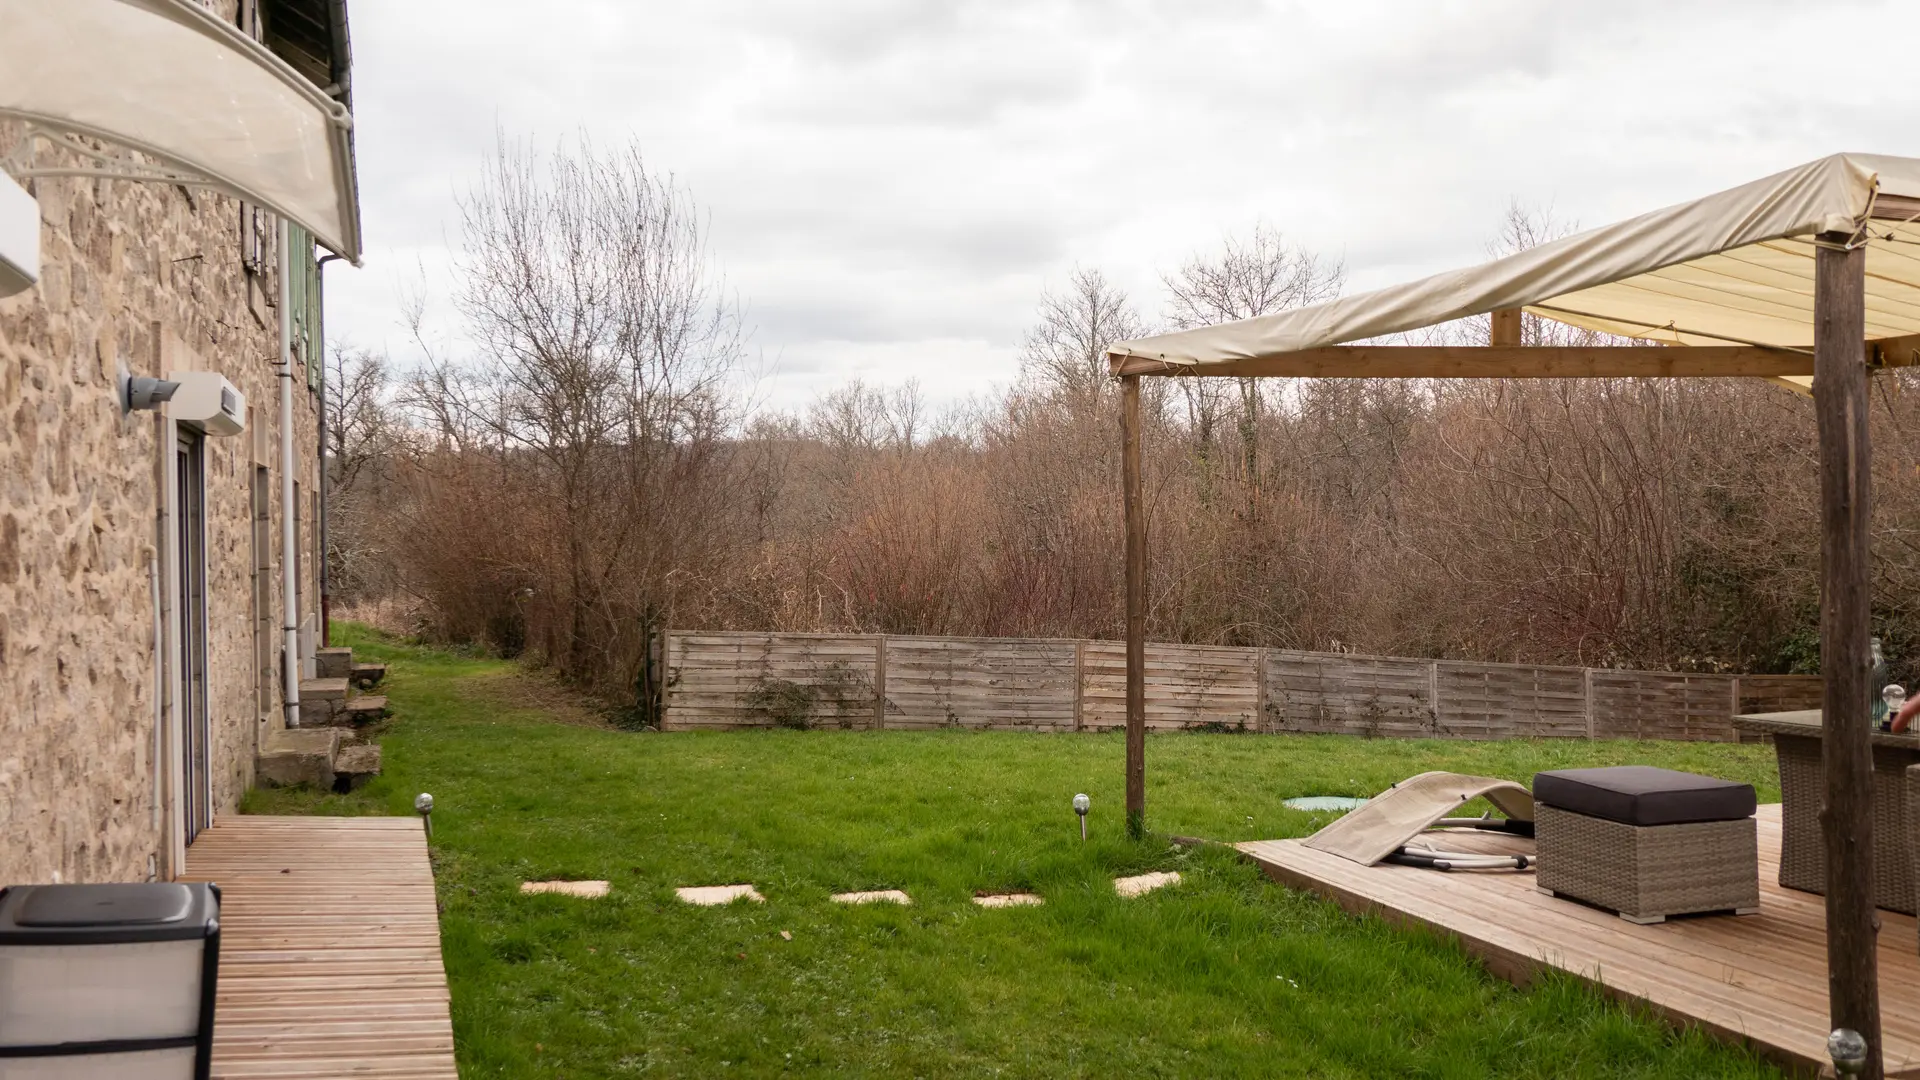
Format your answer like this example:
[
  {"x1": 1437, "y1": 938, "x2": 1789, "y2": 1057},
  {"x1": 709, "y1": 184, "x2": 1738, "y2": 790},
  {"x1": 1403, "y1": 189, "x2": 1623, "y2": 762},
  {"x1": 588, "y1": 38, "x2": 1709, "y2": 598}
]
[{"x1": 1533, "y1": 766, "x2": 1759, "y2": 924}]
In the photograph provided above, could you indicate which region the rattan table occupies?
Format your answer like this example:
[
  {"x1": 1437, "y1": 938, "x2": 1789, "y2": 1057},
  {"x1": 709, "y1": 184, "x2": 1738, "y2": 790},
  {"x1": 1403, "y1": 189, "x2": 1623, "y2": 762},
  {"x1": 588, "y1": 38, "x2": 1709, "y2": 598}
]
[{"x1": 1733, "y1": 709, "x2": 1920, "y2": 914}]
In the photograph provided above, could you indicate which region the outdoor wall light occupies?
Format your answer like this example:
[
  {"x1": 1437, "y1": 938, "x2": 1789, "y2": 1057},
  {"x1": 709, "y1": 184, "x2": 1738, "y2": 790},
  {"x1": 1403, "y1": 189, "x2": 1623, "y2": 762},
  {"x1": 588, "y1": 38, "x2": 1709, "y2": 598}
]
[
  {"x1": 0, "y1": 881, "x2": 220, "y2": 1079},
  {"x1": 416, "y1": 792, "x2": 434, "y2": 839},
  {"x1": 1828, "y1": 1027, "x2": 1868, "y2": 1076},
  {"x1": 1073, "y1": 793, "x2": 1090, "y2": 841},
  {"x1": 119, "y1": 370, "x2": 181, "y2": 415}
]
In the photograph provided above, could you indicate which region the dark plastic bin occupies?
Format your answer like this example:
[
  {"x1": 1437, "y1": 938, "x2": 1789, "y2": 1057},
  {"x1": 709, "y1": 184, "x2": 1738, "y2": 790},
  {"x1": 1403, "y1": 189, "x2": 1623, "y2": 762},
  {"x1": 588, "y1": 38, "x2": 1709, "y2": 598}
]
[{"x1": 0, "y1": 881, "x2": 220, "y2": 1079}]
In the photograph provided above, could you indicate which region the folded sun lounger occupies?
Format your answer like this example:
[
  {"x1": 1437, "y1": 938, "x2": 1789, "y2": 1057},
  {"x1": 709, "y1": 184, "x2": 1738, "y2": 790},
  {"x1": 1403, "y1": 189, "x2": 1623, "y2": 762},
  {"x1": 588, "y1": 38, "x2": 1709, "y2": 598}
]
[{"x1": 1303, "y1": 771, "x2": 1535, "y2": 868}]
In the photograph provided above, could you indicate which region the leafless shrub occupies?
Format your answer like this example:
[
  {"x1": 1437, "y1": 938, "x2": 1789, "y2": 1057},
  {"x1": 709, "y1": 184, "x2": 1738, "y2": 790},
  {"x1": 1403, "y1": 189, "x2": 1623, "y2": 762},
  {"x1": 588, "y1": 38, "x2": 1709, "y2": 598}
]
[{"x1": 353, "y1": 191, "x2": 1920, "y2": 692}]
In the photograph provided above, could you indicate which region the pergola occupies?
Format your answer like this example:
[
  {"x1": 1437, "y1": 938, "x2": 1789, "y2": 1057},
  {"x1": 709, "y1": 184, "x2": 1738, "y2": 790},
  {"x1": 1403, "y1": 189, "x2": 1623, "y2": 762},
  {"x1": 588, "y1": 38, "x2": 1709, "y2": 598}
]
[{"x1": 1107, "y1": 153, "x2": 1920, "y2": 1077}]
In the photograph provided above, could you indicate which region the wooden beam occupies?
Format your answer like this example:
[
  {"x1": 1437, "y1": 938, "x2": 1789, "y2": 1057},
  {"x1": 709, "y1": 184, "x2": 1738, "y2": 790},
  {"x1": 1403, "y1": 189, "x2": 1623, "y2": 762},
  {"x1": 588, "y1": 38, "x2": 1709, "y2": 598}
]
[
  {"x1": 1815, "y1": 230, "x2": 1882, "y2": 1079},
  {"x1": 1109, "y1": 345, "x2": 1814, "y2": 379},
  {"x1": 1111, "y1": 335, "x2": 1920, "y2": 380},
  {"x1": 1872, "y1": 332, "x2": 1920, "y2": 369},
  {"x1": 1490, "y1": 307, "x2": 1523, "y2": 347},
  {"x1": 1870, "y1": 194, "x2": 1920, "y2": 222},
  {"x1": 1121, "y1": 373, "x2": 1147, "y2": 839}
]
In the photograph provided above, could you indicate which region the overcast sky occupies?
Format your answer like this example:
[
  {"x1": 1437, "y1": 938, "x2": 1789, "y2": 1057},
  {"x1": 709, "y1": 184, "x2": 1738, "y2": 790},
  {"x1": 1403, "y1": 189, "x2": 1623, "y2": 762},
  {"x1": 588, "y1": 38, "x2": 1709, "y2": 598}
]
[{"x1": 327, "y1": 0, "x2": 1918, "y2": 411}]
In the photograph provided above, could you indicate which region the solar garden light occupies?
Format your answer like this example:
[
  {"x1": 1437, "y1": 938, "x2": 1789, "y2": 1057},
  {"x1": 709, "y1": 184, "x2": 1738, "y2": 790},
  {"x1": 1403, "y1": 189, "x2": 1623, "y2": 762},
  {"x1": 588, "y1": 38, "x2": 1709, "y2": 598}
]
[
  {"x1": 0, "y1": 881, "x2": 221, "y2": 1078},
  {"x1": 1073, "y1": 793, "x2": 1090, "y2": 841},
  {"x1": 416, "y1": 792, "x2": 434, "y2": 839},
  {"x1": 1828, "y1": 1028, "x2": 1868, "y2": 1076}
]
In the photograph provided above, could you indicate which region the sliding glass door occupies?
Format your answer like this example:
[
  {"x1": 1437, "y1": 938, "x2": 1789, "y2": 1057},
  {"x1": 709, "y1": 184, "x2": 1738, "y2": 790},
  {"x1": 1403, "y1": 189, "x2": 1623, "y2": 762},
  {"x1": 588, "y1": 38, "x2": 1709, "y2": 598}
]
[{"x1": 176, "y1": 431, "x2": 211, "y2": 844}]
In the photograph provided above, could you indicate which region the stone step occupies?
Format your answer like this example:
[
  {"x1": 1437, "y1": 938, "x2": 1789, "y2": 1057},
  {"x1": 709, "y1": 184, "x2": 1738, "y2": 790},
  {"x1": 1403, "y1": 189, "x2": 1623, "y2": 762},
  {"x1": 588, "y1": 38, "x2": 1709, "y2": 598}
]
[
  {"x1": 332, "y1": 743, "x2": 382, "y2": 792},
  {"x1": 296, "y1": 677, "x2": 351, "y2": 726},
  {"x1": 300, "y1": 676, "x2": 350, "y2": 701},
  {"x1": 316, "y1": 646, "x2": 354, "y2": 680},
  {"x1": 341, "y1": 695, "x2": 390, "y2": 724},
  {"x1": 350, "y1": 662, "x2": 388, "y2": 689},
  {"x1": 256, "y1": 728, "x2": 340, "y2": 789}
]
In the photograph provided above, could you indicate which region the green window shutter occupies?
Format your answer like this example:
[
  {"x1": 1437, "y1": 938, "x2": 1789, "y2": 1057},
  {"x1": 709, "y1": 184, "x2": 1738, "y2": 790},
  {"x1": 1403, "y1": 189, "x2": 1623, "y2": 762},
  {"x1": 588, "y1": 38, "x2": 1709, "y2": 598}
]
[
  {"x1": 308, "y1": 252, "x2": 323, "y2": 392},
  {"x1": 285, "y1": 223, "x2": 322, "y2": 390}
]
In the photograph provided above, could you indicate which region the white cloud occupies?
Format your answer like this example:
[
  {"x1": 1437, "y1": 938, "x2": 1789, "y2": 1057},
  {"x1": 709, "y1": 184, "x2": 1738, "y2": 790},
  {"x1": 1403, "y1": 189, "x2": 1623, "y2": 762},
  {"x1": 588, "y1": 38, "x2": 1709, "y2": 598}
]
[{"x1": 330, "y1": 0, "x2": 1919, "y2": 412}]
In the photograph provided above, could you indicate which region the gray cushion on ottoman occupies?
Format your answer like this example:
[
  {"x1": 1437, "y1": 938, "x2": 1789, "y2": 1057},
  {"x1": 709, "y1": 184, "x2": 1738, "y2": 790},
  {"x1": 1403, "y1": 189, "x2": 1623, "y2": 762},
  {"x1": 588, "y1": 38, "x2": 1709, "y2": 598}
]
[{"x1": 1533, "y1": 766, "x2": 1755, "y2": 826}]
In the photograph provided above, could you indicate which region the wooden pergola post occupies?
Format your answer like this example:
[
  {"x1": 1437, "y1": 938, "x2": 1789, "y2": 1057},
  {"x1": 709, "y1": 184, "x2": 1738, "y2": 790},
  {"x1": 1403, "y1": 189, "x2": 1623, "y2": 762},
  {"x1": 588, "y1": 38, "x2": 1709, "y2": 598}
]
[
  {"x1": 1122, "y1": 372, "x2": 1147, "y2": 838},
  {"x1": 1815, "y1": 230, "x2": 1881, "y2": 1077},
  {"x1": 1490, "y1": 306, "x2": 1522, "y2": 347}
]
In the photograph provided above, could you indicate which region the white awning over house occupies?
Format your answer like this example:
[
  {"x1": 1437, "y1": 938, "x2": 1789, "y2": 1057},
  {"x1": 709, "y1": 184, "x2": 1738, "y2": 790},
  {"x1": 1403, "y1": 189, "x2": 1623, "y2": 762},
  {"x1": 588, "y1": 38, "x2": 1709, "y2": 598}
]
[
  {"x1": 1109, "y1": 153, "x2": 1920, "y2": 381},
  {"x1": 0, "y1": 0, "x2": 362, "y2": 263}
]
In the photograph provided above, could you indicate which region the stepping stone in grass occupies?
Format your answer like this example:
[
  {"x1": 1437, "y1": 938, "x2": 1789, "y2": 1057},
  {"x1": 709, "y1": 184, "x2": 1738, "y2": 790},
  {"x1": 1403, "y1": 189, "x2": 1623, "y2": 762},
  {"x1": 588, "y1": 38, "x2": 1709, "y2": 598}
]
[
  {"x1": 973, "y1": 893, "x2": 1043, "y2": 908},
  {"x1": 676, "y1": 884, "x2": 765, "y2": 906},
  {"x1": 831, "y1": 890, "x2": 912, "y2": 905},
  {"x1": 1114, "y1": 871, "x2": 1181, "y2": 897},
  {"x1": 521, "y1": 880, "x2": 610, "y2": 898}
]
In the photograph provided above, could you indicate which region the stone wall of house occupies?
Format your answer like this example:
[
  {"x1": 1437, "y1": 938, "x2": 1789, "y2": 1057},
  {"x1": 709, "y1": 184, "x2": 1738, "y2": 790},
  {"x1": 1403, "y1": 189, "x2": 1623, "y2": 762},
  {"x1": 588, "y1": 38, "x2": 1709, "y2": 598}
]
[{"x1": 0, "y1": 101, "x2": 325, "y2": 884}]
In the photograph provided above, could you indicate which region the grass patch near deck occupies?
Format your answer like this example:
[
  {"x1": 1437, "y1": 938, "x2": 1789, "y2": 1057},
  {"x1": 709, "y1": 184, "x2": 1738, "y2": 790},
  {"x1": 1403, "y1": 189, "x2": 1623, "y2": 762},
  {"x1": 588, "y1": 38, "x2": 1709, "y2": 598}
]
[{"x1": 248, "y1": 624, "x2": 1784, "y2": 1078}]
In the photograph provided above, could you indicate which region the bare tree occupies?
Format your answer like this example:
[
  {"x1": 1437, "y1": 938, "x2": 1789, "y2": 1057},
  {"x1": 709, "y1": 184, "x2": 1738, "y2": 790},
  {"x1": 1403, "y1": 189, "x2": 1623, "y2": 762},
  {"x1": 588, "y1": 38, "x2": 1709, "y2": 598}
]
[
  {"x1": 325, "y1": 347, "x2": 399, "y2": 604},
  {"x1": 1018, "y1": 267, "x2": 1145, "y2": 402},
  {"x1": 397, "y1": 134, "x2": 745, "y2": 685},
  {"x1": 806, "y1": 378, "x2": 926, "y2": 453},
  {"x1": 327, "y1": 347, "x2": 396, "y2": 491},
  {"x1": 1164, "y1": 222, "x2": 1345, "y2": 331},
  {"x1": 1163, "y1": 222, "x2": 1345, "y2": 492}
]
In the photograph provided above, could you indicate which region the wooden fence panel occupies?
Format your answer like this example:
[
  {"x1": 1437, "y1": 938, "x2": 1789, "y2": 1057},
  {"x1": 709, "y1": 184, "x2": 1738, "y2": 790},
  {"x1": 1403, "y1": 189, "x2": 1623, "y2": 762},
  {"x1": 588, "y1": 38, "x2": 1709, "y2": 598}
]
[
  {"x1": 1264, "y1": 651, "x2": 1436, "y2": 737},
  {"x1": 882, "y1": 636, "x2": 1078, "y2": 731},
  {"x1": 1736, "y1": 675, "x2": 1824, "y2": 715},
  {"x1": 664, "y1": 633, "x2": 880, "y2": 730},
  {"x1": 1081, "y1": 642, "x2": 1261, "y2": 731},
  {"x1": 1590, "y1": 670, "x2": 1740, "y2": 742},
  {"x1": 663, "y1": 630, "x2": 1802, "y2": 742},
  {"x1": 1434, "y1": 661, "x2": 1587, "y2": 739}
]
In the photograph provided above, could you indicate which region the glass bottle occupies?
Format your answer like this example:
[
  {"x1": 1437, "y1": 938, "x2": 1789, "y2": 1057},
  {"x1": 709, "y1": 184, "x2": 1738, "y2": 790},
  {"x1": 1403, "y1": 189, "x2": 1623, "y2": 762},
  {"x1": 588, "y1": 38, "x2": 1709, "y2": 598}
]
[{"x1": 1872, "y1": 637, "x2": 1891, "y2": 729}]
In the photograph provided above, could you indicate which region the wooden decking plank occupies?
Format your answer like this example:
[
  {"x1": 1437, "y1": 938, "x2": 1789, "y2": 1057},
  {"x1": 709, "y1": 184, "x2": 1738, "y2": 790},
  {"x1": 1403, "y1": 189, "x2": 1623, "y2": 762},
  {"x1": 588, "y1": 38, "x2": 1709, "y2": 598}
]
[
  {"x1": 1283, "y1": 838, "x2": 1862, "y2": 1045},
  {"x1": 1249, "y1": 840, "x2": 1838, "y2": 1060},
  {"x1": 1239, "y1": 803, "x2": 1920, "y2": 1076},
  {"x1": 181, "y1": 815, "x2": 458, "y2": 1080}
]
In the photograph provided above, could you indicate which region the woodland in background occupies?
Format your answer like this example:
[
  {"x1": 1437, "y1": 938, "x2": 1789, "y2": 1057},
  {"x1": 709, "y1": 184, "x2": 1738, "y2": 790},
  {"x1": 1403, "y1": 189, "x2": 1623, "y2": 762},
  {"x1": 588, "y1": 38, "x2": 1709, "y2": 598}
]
[{"x1": 325, "y1": 138, "x2": 1920, "y2": 704}]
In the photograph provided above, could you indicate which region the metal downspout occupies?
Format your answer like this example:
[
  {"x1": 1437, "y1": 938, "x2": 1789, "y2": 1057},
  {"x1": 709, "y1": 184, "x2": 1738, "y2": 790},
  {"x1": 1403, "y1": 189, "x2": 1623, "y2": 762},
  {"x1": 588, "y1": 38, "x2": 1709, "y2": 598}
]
[
  {"x1": 278, "y1": 218, "x2": 301, "y2": 730},
  {"x1": 149, "y1": 551, "x2": 162, "y2": 832}
]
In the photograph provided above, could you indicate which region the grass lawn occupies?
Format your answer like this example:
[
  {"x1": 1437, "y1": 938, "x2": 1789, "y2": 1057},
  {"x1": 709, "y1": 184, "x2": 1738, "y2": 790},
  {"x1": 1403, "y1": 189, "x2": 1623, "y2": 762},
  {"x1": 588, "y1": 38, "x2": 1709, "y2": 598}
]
[{"x1": 249, "y1": 624, "x2": 1786, "y2": 1079}]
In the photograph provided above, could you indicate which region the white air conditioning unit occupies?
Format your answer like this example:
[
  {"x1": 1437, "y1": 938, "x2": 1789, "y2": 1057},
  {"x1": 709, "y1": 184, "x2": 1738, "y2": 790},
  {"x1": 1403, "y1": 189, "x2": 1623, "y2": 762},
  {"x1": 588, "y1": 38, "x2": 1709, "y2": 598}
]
[
  {"x1": 165, "y1": 372, "x2": 247, "y2": 437},
  {"x1": 0, "y1": 172, "x2": 38, "y2": 298}
]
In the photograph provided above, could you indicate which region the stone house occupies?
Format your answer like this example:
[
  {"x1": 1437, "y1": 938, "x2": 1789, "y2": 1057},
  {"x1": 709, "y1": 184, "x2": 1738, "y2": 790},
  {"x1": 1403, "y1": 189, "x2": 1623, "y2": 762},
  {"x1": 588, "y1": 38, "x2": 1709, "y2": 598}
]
[{"x1": 0, "y1": 0, "x2": 361, "y2": 885}]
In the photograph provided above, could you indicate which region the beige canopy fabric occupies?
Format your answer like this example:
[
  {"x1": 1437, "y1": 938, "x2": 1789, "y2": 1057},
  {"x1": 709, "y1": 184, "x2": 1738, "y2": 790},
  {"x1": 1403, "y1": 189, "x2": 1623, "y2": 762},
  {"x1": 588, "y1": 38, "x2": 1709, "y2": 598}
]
[
  {"x1": 0, "y1": 0, "x2": 362, "y2": 263},
  {"x1": 1302, "y1": 771, "x2": 1535, "y2": 867},
  {"x1": 1110, "y1": 153, "x2": 1920, "y2": 373}
]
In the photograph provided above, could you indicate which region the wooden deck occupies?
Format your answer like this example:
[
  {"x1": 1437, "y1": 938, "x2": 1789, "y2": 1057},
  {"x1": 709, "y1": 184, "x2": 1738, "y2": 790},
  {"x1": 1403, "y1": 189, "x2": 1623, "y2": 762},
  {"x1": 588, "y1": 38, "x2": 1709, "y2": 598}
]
[
  {"x1": 180, "y1": 816, "x2": 458, "y2": 1079},
  {"x1": 1240, "y1": 805, "x2": 1920, "y2": 1077}
]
